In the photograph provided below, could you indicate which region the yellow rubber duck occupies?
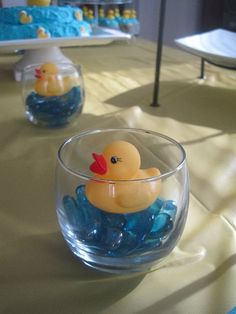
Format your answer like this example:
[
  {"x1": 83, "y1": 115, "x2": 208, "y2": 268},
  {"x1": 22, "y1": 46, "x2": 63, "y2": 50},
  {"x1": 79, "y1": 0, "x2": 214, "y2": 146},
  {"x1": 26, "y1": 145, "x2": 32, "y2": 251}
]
[
  {"x1": 27, "y1": 0, "x2": 51, "y2": 6},
  {"x1": 130, "y1": 9, "x2": 137, "y2": 19},
  {"x1": 34, "y1": 63, "x2": 77, "y2": 97},
  {"x1": 85, "y1": 141, "x2": 161, "y2": 213},
  {"x1": 86, "y1": 9, "x2": 95, "y2": 25},
  {"x1": 114, "y1": 8, "x2": 120, "y2": 19},
  {"x1": 37, "y1": 27, "x2": 51, "y2": 39},
  {"x1": 107, "y1": 9, "x2": 115, "y2": 20},
  {"x1": 123, "y1": 9, "x2": 131, "y2": 19},
  {"x1": 99, "y1": 8, "x2": 105, "y2": 18},
  {"x1": 19, "y1": 11, "x2": 32, "y2": 24},
  {"x1": 75, "y1": 10, "x2": 83, "y2": 21},
  {"x1": 82, "y1": 6, "x2": 88, "y2": 19}
]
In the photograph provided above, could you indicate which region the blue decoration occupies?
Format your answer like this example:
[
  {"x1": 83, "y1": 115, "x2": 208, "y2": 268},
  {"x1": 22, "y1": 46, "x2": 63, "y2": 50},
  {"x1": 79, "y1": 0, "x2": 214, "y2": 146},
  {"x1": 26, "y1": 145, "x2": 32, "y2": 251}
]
[
  {"x1": 26, "y1": 86, "x2": 82, "y2": 127},
  {"x1": 149, "y1": 213, "x2": 173, "y2": 238},
  {"x1": 161, "y1": 200, "x2": 177, "y2": 219},
  {"x1": 61, "y1": 185, "x2": 177, "y2": 257},
  {"x1": 228, "y1": 306, "x2": 236, "y2": 314},
  {"x1": 0, "y1": 6, "x2": 92, "y2": 41}
]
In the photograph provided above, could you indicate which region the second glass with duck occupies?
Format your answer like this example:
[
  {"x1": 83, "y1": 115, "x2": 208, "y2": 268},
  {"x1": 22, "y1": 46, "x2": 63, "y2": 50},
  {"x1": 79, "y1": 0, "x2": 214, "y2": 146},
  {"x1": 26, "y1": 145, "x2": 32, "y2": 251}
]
[{"x1": 21, "y1": 62, "x2": 85, "y2": 128}]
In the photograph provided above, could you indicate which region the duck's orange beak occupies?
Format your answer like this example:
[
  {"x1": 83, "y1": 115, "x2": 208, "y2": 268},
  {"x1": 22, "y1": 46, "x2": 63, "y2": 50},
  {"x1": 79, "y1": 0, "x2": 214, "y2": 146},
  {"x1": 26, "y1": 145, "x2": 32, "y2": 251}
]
[
  {"x1": 35, "y1": 68, "x2": 42, "y2": 79},
  {"x1": 90, "y1": 153, "x2": 107, "y2": 175}
]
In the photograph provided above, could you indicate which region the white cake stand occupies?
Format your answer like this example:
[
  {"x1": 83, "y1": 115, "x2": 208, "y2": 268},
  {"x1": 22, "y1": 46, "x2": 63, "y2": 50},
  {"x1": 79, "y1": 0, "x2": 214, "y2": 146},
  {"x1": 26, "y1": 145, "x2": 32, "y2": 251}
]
[{"x1": 0, "y1": 27, "x2": 131, "y2": 81}]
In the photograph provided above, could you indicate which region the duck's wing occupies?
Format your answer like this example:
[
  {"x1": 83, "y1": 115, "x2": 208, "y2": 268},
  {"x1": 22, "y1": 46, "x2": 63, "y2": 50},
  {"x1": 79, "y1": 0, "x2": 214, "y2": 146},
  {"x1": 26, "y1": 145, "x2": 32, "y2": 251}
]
[
  {"x1": 116, "y1": 182, "x2": 152, "y2": 210},
  {"x1": 47, "y1": 77, "x2": 65, "y2": 95},
  {"x1": 116, "y1": 170, "x2": 161, "y2": 211}
]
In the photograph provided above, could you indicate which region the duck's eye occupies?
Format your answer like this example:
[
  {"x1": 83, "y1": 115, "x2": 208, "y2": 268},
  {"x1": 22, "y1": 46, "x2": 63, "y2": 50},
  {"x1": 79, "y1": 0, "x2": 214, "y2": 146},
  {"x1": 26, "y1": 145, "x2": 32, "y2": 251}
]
[{"x1": 111, "y1": 156, "x2": 119, "y2": 164}]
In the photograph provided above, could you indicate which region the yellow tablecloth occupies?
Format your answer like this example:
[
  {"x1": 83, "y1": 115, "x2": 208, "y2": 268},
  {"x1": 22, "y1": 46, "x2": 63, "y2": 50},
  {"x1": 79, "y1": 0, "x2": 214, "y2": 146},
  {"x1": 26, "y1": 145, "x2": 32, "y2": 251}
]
[{"x1": 0, "y1": 39, "x2": 236, "y2": 314}]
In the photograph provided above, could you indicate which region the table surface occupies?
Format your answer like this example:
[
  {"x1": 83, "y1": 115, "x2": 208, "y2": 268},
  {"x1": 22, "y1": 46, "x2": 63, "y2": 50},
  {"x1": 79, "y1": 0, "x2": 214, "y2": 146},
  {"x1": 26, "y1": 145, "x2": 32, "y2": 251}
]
[{"x1": 0, "y1": 39, "x2": 236, "y2": 314}]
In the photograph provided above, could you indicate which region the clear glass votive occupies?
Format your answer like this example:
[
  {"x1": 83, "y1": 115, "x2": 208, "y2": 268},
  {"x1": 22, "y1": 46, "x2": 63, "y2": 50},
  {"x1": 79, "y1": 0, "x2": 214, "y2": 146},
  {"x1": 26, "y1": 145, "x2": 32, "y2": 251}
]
[
  {"x1": 55, "y1": 128, "x2": 189, "y2": 273},
  {"x1": 21, "y1": 62, "x2": 85, "y2": 128}
]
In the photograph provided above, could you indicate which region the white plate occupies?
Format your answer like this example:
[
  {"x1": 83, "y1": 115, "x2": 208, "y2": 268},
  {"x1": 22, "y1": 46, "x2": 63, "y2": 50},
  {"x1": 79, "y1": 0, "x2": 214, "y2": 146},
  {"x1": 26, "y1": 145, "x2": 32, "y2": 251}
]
[
  {"x1": 0, "y1": 27, "x2": 131, "y2": 52},
  {"x1": 0, "y1": 27, "x2": 131, "y2": 81},
  {"x1": 175, "y1": 28, "x2": 236, "y2": 68}
]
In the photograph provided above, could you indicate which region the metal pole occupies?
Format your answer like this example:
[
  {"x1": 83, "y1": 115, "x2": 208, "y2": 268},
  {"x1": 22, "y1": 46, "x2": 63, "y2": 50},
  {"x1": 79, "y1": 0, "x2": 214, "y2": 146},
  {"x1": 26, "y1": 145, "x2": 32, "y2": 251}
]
[
  {"x1": 151, "y1": 0, "x2": 167, "y2": 107},
  {"x1": 199, "y1": 58, "x2": 205, "y2": 79}
]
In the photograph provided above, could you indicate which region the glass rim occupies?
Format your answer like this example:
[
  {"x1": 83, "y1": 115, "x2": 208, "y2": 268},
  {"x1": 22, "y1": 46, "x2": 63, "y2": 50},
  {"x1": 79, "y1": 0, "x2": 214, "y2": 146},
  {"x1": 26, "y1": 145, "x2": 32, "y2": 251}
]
[
  {"x1": 22, "y1": 62, "x2": 82, "y2": 73},
  {"x1": 57, "y1": 128, "x2": 187, "y2": 183}
]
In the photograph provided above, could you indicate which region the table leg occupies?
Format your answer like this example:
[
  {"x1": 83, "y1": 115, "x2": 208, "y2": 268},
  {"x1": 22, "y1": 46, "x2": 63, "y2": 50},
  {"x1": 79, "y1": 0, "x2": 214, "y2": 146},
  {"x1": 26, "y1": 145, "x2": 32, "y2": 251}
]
[
  {"x1": 151, "y1": 0, "x2": 167, "y2": 107},
  {"x1": 199, "y1": 58, "x2": 206, "y2": 79}
]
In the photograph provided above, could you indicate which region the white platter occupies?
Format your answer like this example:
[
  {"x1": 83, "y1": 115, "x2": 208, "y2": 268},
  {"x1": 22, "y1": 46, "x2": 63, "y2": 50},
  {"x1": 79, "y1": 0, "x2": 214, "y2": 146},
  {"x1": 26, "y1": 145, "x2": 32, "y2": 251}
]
[
  {"x1": 0, "y1": 27, "x2": 131, "y2": 52},
  {"x1": 0, "y1": 27, "x2": 131, "y2": 80},
  {"x1": 175, "y1": 28, "x2": 236, "y2": 69}
]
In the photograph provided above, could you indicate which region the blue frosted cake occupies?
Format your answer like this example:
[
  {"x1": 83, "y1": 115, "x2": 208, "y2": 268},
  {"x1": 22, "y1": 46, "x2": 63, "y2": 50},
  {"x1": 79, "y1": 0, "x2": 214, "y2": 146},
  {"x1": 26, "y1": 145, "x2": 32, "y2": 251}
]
[{"x1": 0, "y1": 6, "x2": 92, "y2": 41}]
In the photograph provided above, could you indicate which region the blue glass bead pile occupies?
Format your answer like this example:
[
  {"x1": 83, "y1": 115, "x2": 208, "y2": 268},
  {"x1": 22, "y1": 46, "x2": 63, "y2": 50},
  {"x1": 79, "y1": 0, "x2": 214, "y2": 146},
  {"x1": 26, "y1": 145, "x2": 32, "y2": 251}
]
[
  {"x1": 61, "y1": 185, "x2": 177, "y2": 257},
  {"x1": 26, "y1": 86, "x2": 82, "y2": 127}
]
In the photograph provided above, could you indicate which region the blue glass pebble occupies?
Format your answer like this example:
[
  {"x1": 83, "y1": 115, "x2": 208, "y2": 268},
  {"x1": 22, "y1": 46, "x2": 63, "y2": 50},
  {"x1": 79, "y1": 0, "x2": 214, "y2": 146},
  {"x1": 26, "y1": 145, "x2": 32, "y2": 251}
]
[
  {"x1": 63, "y1": 195, "x2": 82, "y2": 228},
  {"x1": 161, "y1": 200, "x2": 177, "y2": 219},
  {"x1": 228, "y1": 306, "x2": 236, "y2": 314},
  {"x1": 124, "y1": 210, "x2": 154, "y2": 241},
  {"x1": 101, "y1": 227, "x2": 123, "y2": 252},
  {"x1": 143, "y1": 237, "x2": 161, "y2": 250},
  {"x1": 62, "y1": 185, "x2": 177, "y2": 257},
  {"x1": 74, "y1": 185, "x2": 102, "y2": 242},
  {"x1": 26, "y1": 86, "x2": 82, "y2": 127},
  {"x1": 101, "y1": 211, "x2": 126, "y2": 229},
  {"x1": 149, "y1": 213, "x2": 173, "y2": 238},
  {"x1": 113, "y1": 230, "x2": 140, "y2": 256},
  {"x1": 148, "y1": 197, "x2": 163, "y2": 215},
  {"x1": 75, "y1": 184, "x2": 87, "y2": 202},
  {"x1": 80, "y1": 221, "x2": 101, "y2": 242}
]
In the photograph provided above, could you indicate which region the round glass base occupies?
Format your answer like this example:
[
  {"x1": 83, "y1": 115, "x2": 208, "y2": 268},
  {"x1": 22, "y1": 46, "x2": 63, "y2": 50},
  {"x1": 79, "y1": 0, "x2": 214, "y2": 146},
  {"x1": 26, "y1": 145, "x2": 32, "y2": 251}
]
[{"x1": 63, "y1": 229, "x2": 175, "y2": 274}]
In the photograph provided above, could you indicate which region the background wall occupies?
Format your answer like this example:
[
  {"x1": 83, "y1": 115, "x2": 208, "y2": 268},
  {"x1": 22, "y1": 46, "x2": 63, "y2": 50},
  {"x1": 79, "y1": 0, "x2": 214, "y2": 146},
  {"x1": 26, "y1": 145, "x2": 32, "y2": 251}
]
[{"x1": 135, "y1": 0, "x2": 204, "y2": 47}]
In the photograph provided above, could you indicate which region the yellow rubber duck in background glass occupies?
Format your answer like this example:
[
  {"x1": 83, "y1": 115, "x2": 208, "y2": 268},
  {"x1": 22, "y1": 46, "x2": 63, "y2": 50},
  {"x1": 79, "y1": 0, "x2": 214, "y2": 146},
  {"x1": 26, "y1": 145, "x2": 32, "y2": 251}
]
[
  {"x1": 34, "y1": 63, "x2": 78, "y2": 97},
  {"x1": 27, "y1": 0, "x2": 51, "y2": 6}
]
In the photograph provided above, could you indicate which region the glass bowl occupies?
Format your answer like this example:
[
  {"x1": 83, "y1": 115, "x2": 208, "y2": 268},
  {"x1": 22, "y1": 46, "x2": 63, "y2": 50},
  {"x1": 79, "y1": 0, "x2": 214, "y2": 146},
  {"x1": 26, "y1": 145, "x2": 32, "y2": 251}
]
[
  {"x1": 55, "y1": 128, "x2": 189, "y2": 273},
  {"x1": 21, "y1": 62, "x2": 85, "y2": 128}
]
